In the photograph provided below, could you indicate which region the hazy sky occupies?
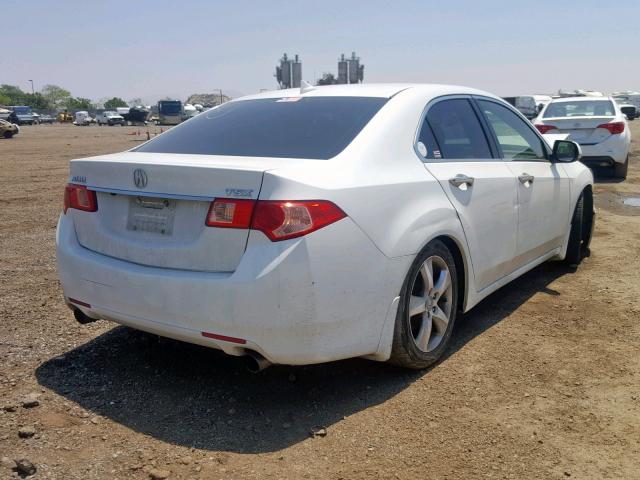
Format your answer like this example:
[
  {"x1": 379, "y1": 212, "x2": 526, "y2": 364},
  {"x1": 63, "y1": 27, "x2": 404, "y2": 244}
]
[{"x1": 3, "y1": 0, "x2": 639, "y2": 102}]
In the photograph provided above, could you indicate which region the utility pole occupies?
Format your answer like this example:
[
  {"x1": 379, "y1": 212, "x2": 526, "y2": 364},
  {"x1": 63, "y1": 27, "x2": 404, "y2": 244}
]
[
  {"x1": 28, "y1": 80, "x2": 34, "y2": 95},
  {"x1": 219, "y1": 89, "x2": 223, "y2": 105}
]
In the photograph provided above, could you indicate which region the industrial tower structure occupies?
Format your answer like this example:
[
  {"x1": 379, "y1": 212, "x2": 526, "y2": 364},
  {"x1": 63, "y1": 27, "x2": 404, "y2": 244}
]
[
  {"x1": 337, "y1": 52, "x2": 364, "y2": 84},
  {"x1": 275, "y1": 53, "x2": 302, "y2": 89}
]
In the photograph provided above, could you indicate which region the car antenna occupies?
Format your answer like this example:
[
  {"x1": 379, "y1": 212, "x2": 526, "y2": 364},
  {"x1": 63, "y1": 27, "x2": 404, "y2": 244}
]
[{"x1": 300, "y1": 80, "x2": 315, "y2": 94}]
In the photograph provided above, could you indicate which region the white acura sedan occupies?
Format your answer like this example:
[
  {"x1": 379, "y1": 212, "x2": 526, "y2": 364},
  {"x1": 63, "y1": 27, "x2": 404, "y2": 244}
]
[
  {"x1": 56, "y1": 84, "x2": 594, "y2": 370},
  {"x1": 534, "y1": 96, "x2": 631, "y2": 179}
]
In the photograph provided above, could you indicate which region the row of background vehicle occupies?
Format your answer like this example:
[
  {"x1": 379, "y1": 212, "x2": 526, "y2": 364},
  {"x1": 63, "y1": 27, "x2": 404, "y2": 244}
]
[
  {"x1": 0, "y1": 101, "x2": 205, "y2": 127},
  {"x1": 503, "y1": 90, "x2": 639, "y2": 122},
  {"x1": 3, "y1": 90, "x2": 639, "y2": 128}
]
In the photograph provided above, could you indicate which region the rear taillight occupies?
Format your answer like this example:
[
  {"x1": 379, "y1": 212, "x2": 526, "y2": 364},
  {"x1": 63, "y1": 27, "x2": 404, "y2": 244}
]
[
  {"x1": 63, "y1": 184, "x2": 97, "y2": 214},
  {"x1": 535, "y1": 124, "x2": 557, "y2": 134},
  {"x1": 205, "y1": 198, "x2": 346, "y2": 241},
  {"x1": 205, "y1": 198, "x2": 255, "y2": 228},
  {"x1": 597, "y1": 121, "x2": 625, "y2": 135},
  {"x1": 252, "y1": 200, "x2": 346, "y2": 241}
]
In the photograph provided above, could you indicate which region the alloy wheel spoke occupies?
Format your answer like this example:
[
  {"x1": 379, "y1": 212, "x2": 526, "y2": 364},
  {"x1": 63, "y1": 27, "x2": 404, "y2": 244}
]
[
  {"x1": 415, "y1": 316, "x2": 433, "y2": 351},
  {"x1": 409, "y1": 295, "x2": 428, "y2": 317},
  {"x1": 432, "y1": 268, "x2": 451, "y2": 300},
  {"x1": 420, "y1": 258, "x2": 434, "y2": 292},
  {"x1": 432, "y1": 305, "x2": 449, "y2": 334}
]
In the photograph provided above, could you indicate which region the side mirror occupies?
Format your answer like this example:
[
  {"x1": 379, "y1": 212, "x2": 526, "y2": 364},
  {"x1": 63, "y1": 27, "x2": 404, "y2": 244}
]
[{"x1": 552, "y1": 140, "x2": 581, "y2": 163}]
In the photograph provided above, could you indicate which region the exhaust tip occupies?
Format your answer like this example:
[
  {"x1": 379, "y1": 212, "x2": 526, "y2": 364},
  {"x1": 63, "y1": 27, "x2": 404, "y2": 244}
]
[
  {"x1": 244, "y1": 351, "x2": 271, "y2": 373},
  {"x1": 73, "y1": 308, "x2": 97, "y2": 325}
]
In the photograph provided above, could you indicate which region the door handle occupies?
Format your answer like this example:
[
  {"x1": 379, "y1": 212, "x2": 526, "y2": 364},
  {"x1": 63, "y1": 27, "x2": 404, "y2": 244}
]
[
  {"x1": 449, "y1": 174, "x2": 475, "y2": 190},
  {"x1": 518, "y1": 173, "x2": 535, "y2": 185}
]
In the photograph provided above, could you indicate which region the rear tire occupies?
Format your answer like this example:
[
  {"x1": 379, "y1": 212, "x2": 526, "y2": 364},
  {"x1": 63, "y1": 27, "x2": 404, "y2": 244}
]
[
  {"x1": 613, "y1": 156, "x2": 628, "y2": 179},
  {"x1": 3, "y1": 131, "x2": 13, "y2": 138},
  {"x1": 389, "y1": 240, "x2": 459, "y2": 369}
]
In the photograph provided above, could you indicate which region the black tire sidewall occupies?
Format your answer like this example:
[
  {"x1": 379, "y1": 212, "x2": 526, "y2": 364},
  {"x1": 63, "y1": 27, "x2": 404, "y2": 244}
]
[
  {"x1": 614, "y1": 156, "x2": 628, "y2": 179},
  {"x1": 565, "y1": 194, "x2": 584, "y2": 265}
]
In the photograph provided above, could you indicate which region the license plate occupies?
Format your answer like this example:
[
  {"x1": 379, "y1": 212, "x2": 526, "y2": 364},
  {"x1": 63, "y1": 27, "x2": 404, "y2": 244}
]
[{"x1": 127, "y1": 196, "x2": 176, "y2": 235}]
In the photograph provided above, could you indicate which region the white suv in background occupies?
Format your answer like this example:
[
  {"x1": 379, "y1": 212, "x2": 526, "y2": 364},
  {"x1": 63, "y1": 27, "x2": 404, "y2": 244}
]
[{"x1": 534, "y1": 97, "x2": 631, "y2": 178}]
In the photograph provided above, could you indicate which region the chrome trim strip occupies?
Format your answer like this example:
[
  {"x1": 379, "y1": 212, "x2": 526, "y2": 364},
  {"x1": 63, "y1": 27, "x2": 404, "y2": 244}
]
[{"x1": 88, "y1": 186, "x2": 214, "y2": 201}]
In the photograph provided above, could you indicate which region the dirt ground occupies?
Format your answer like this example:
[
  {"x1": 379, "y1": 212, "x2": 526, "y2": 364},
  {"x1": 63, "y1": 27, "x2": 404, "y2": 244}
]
[{"x1": 1, "y1": 123, "x2": 639, "y2": 480}]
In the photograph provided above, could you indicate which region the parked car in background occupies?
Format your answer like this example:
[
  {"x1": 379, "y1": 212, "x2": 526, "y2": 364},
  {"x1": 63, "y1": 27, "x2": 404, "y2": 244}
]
[
  {"x1": 120, "y1": 106, "x2": 150, "y2": 126},
  {"x1": 532, "y1": 95, "x2": 552, "y2": 114},
  {"x1": 9, "y1": 106, "x2": 35, "y2": 125},
  {"x1": 57, "y1": 84, "x2": 594, "y2": 371},
  {"x1": 39, "y1": 114, "x2": 55, "y2": 124},
  {"x1": 31, "y1": 112, "x2": 41, "y2": 124},
  {"x1": 535, "y1": 97, "x2": 631, "y2": 178},
  {"x1": 501, "y1": 96, "x2": 540, "y2": 119},
  {"x1": 0, "y1": 118, "x2": 20, "y2": 138},
  {"x1": 619, "y1": 104, "x2": 637, "y2": 121},
  {"x1": 612, "y1": 91, "x2": 640, "y2": 111},
  {"x1": 96, "y1": 111, "x2": 125, "y2": 126},
  {"x1": 74, "y1": 111, "x2": 93, "y2": 126}
]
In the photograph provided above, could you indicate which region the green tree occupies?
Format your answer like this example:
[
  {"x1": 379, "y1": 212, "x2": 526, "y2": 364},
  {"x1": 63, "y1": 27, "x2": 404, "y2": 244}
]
[
  {"x1": 0, "y1": 93, "x2": 12, "y2": 106},
  {"x1": 23, "y1": 93, "x2": 51, "y2": 110},
  {"x1": 41, "y1": 84, "x2": 71, "y2": 108},
  {"x1": 104, "y1": 97, "x2": 128, "y2": 109},
  {"x1": 41, "y1": 85, "x2": 70, "y2": 107},
  {"x1": 65, "y1": 97, "x2": 93, "y2": 111},
  {"x1": 0, "y1": 84, "x2": 26, "y2": 104}
]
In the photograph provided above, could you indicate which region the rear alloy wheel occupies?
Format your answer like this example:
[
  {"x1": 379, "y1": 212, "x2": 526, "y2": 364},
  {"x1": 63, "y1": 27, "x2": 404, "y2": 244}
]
[
  {"x1": 613, "y1": 156, "x2": 628, "y2": 179},
  {"x1": 390, "y1": 240, "x2": 458, "y2": 369}
]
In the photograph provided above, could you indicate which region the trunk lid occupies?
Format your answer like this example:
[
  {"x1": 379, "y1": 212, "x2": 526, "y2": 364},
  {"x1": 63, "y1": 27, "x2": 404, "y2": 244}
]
[
  {"x1": 69, "y1": 152, "x2": 296, "y2": 272},
  {"x1": 541, "y1": 116, "x2": 616, "y2": 145}
]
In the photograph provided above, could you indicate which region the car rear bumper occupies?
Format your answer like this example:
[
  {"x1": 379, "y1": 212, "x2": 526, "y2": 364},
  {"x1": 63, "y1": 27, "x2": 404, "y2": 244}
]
[
  {"x1": 56, "y1": 212, "x2": 405, "y2": 365},
  {"x1": 580, "y1": 156, "x2": 617, "y2": 168},
  {"x1": 579, "y1": 138, "x2": 628, "y2": 164}
]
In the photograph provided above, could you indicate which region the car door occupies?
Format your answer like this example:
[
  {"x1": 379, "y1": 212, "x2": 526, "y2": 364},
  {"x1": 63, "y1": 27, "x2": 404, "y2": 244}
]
[
  {"x1": 417, "y1": 97, "x2": 519, "y2": 291},
  {"x1": 475, "y1": 98, "x2": 570, "y2": 266}
]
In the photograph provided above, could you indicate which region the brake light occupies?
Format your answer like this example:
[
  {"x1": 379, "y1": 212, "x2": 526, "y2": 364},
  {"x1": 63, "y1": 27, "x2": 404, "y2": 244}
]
[
  {"x1": 597, "y1": 121, "x2": 625, "y2": 135},
  {"x1": 252, "y1": 200, "x2": 346, "y2": 241},
  {"x1": 205, "y1": 198, "x2": 346, "y2": 241},
  {"x1": 205, "y1": 198, "x2": 255, "y2": 228},
  {"x1": 63, "y1": 184, "x2": 97, "y2": 214},
  {"x1": 535, "y1": 124, "x2": 557, "y2": 134}
]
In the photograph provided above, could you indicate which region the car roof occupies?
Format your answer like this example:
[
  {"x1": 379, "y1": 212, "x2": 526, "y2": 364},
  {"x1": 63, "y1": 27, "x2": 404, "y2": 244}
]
[{"x1": 237, "y1": 83, "x2": 500, "y2": 101}]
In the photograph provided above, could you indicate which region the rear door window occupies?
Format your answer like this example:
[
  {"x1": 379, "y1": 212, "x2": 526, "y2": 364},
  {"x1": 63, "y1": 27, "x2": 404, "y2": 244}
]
[{"x1": 424, "y1": 99, "x2": 492, "y2": 160}]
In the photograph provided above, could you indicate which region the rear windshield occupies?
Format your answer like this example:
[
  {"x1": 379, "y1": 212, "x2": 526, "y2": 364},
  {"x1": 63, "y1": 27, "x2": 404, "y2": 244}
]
[
  {"x1": 543, "y1": 100, "x2": 615, "y2": 118},
  {"x1": 135, "y1": 96, "x2": 388, "y2": 159}
]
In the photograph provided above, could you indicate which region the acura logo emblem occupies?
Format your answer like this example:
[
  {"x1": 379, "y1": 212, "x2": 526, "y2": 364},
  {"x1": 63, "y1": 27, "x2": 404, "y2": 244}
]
[{"x1": 133, "y1": 169, "x2": 148, "y2": 189}]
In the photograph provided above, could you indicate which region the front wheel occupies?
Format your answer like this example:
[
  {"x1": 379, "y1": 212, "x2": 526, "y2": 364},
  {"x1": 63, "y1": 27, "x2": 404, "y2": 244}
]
[
  {"x1": 564, "y1": 193, "x2": 593, "y2": 265},
  {"x1": 389, "y1": 240, "x2": 458, "y2": 369},
  {"x1": 3, "y1": 131, "x2": 14, "y2": 138}
]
